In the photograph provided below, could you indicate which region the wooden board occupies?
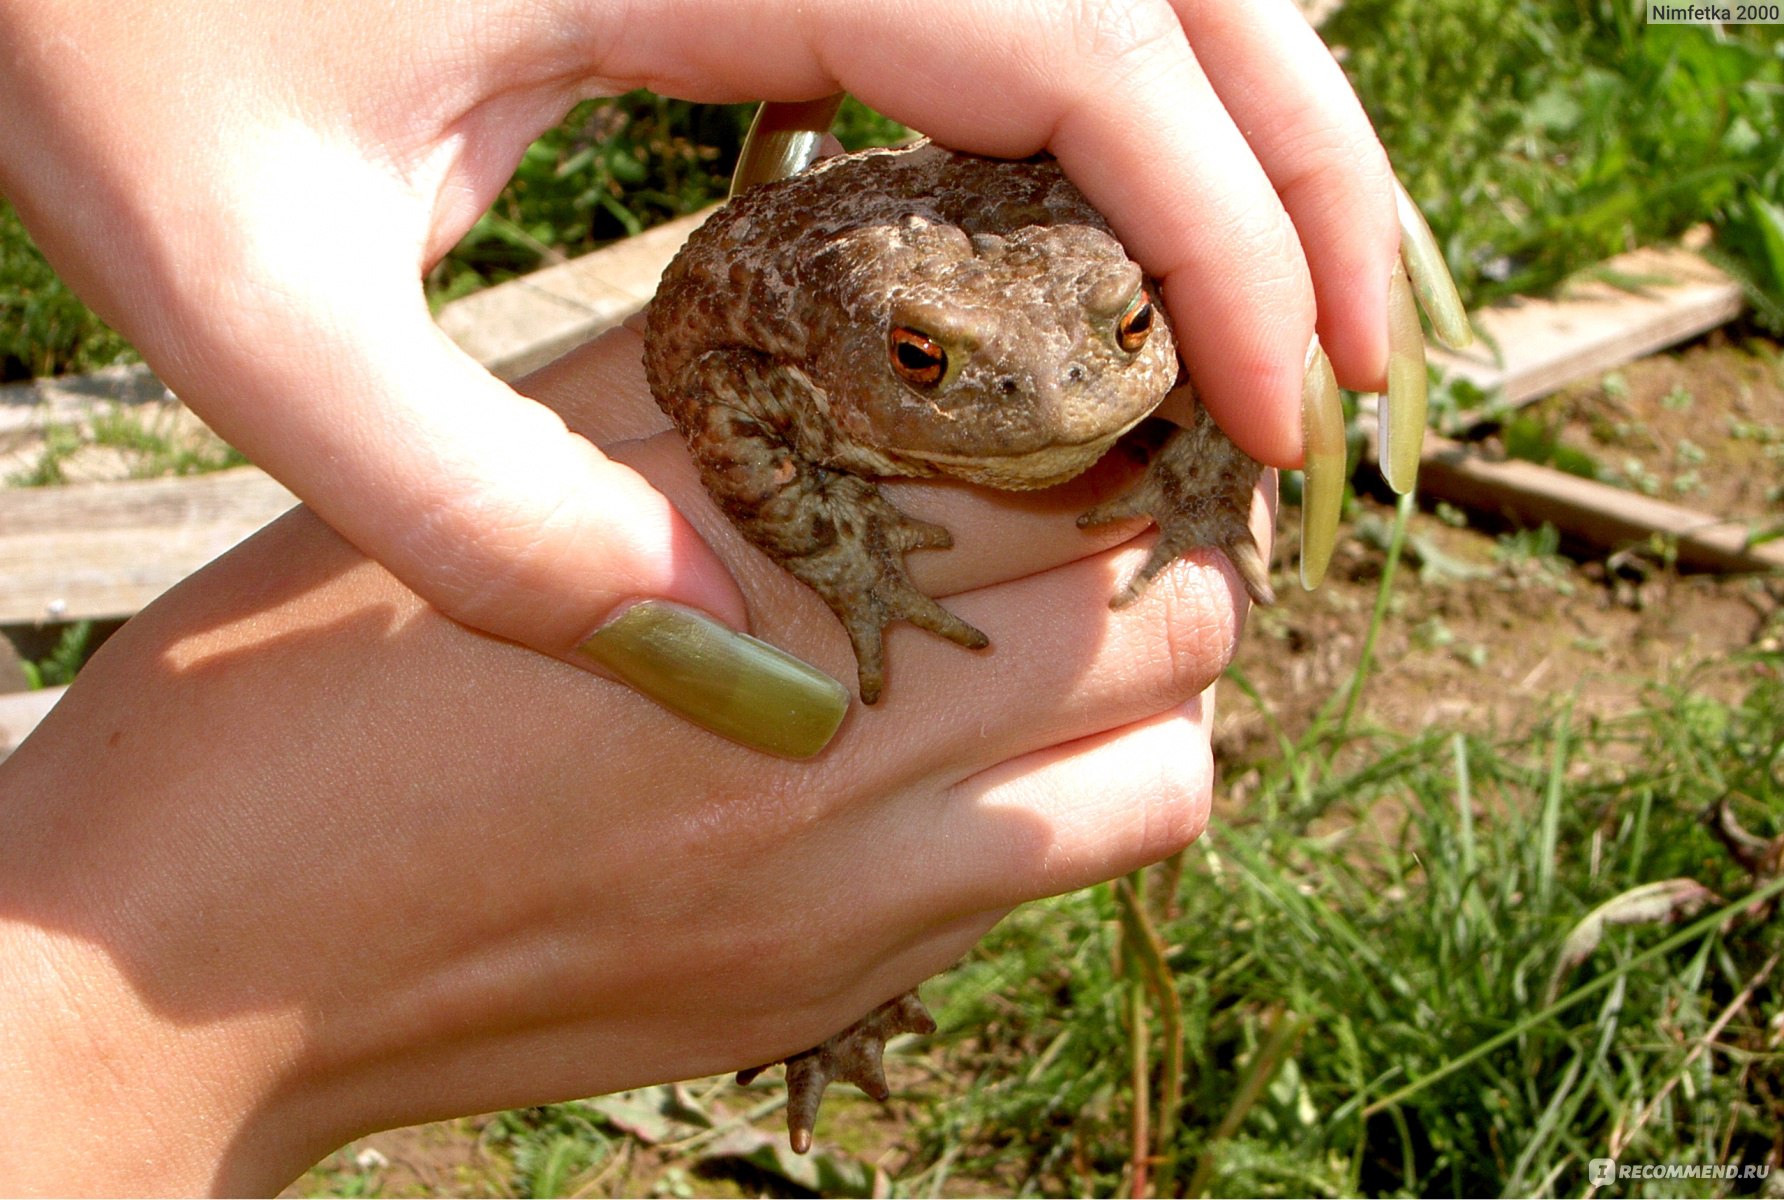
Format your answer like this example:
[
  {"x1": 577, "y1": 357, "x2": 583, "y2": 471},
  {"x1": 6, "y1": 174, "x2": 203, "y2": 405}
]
[
  {"x1": 0, "y1": 685, "x2": 64, "y2": 761},
  {"x1": 0, "y1": 363, "x2": 168, "y2": 436},
  {"x1": 0, "y1": 207, "x2": 708, "y2": 441},
  {"x1": 1427, "y1": 245, "x2": 1744, "y2": 410},
  {"x1": 1418, "y1": 434, "x2": 1784, "y2": 575},
  {"x1": 0, "y1": 468, "x2": 296, "y2": 625},
  {"x1": 434, "y1": 209, "x2": 709, "y2": 380}
]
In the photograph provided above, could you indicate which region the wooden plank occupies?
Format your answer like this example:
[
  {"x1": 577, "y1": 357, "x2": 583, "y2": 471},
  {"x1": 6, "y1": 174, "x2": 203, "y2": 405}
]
[
  {"x1": 0, "y1": 207, "x2": 709, "y2": 441},
  {"x1": 1418, "y1": 434, "x2": 1784, "y2": 575},
  {"x1": 434, "y1": 208, "x2": 710, "y2": 380},
  {"x1": 0, "y1": 685, "x2": 64, "y2": 761},
  {"x1": 0, "y1": 468, "x2": 296, "y2": 625},
  {"x1": 0, "y1": 363, "x2": 168, "y2": 436},
  {"x1": 1427, "y1": 245, "x2": 1744, "y2": 409}
]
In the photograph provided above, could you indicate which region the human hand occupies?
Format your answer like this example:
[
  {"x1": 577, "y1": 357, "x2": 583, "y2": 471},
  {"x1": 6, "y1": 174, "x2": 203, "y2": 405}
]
[
  {"x1": 0, "y1": 0, "x2": 1397, "y2": 750},
  {"x1": 0, "y1": 319, "x2": 1269, "y2": 1193}
]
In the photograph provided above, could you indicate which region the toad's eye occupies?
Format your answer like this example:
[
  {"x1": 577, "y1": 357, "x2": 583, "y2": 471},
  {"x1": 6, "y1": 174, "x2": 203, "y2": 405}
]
[
  {"x1": 1116, "y1": 292, "x2": 1154, "y2": 354},
  {"x1": 889, "y1": 327, "x2": 948, "y2": 389}
]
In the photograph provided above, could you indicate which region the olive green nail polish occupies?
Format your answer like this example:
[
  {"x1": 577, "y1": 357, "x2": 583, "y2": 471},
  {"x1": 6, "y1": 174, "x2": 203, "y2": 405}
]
[
  {"x1": 1393, "y1": 178, "x2": 1474, "y2": 351},
  {"x1": 578, "y1": 602, "x2": 848, "y2": 759},
  {"x1": 730, "y1": 95, "x2": 845, "y2": 196},
  {"x1": 1382, "y1": 261, "x2": 1429, "y2": 496},
  {"x1": 1299, "y1": 340, "x2": 1344, "y2": 591}
]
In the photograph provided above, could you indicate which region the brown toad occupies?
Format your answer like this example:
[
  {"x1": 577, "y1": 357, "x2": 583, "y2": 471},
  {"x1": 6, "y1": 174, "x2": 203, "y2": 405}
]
[
  {"x1": 643, "y1": 140, "x2": 1272, "y2": 1150},
  {"x1": 645, "y1": 141, "x2": 1272, "y2": 707}
]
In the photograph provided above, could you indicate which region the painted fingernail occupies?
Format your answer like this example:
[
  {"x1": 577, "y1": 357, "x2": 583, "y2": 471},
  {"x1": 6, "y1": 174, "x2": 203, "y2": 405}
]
[
  {"x1": 1299, "y1": 338, "x2": 1344, "y2": 591},
  {"x1": 1393, "y1": 178, "x2": 1473, "y2": 350},
  {"x1": 578, "y1": 601, "x2": 848, "y2": 759},
  {"x1": 1381, "y1": 260, "x2": 1428, "y2": 496},
  {"x1": 730, "y1": 95, "x2": 846, "y2": 196}
]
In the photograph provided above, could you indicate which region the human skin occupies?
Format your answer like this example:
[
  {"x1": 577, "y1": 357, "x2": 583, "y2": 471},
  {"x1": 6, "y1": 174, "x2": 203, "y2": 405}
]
[
  {"x1": 0, "y1": 0, "x2": 1389, "y2": 686},
  {"x1": 0, "y1": 321, "x2": 1272, "y2": 1194}
]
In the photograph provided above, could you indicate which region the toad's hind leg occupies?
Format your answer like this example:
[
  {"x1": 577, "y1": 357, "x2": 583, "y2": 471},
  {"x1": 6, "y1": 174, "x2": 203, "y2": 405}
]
[
  {"x1": 736, "y1": 990, "x2": 936, "y2": 1154},
  {"x1": 671, "y1": 353, "x2": 987, "y2": 703},
  {"x1": 1078, "y1": 410, "x2": 1274, "y2": 608}
]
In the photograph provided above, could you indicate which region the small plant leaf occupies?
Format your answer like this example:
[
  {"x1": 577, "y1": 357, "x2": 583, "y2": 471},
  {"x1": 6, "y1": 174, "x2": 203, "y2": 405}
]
[
  {"x1": 704, "y1": 1127, "x2": 879, "y2": 1197},
  {"x1": 1548, "y1": 878, "x2": 1719, "y2": 1002}
]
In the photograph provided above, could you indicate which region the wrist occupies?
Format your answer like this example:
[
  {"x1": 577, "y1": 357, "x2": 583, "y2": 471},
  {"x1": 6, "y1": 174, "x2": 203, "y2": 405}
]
[
  {"x1": 0, "y1": 723, "x2": 350, "y2": 1194},
  {"x1": 0, "y1": 908, "x2": 323, "y2": 1193}
]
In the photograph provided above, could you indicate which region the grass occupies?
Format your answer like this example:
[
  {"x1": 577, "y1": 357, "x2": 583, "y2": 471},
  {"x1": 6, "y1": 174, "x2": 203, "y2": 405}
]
[
  {"x1": 896, "y1": 499, "x2": 1784, "y2": 1198},
  {"x1": 15, "y1": 620, "x2": 95, "y2": 690},
  {"x1": 5, "y1": 402, "x2": 247, "y2": 487},
  {"x1": 911, "y1": 667, "x2": 1783, "y2": 1196},
  {"x1": 1326, "y1": 0, "x2": 1784, "y2": 326},
  {"x1": 0, "y1": 203, "x2": 135, "y2": 382},
  {"x1": 423, "y1": 92, "x2": 903, "y2": 309}
]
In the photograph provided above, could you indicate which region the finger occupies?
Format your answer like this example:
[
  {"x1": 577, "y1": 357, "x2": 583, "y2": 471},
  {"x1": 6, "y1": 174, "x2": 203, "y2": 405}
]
[
  {"x1": 516, "y1": 320, "x2": 671, "y2": 446},
  {"x1": 865, "y1": 523, "x2": 1253, "y2": 777},
  {"x1": 831, "y1": 2, "x2": 1324, "y2": 467},
  {"x1": 126, "y1": 181, "x2": 860, "y2": 757},
  {"x1": 176, "y1": 295, "x2": 742, "y2": 649},
  {"x1": 941, "y1": 699, "x2": 1216, "y2": 909},
  {"x1": 1176, "y1": 0, "x2": 1399, "y2": 396}
]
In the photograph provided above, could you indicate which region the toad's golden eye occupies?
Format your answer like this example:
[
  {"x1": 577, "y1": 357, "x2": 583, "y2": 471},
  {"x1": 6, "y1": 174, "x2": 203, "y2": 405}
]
[
  {"x1": 1116, "y1": 292, "x2": 1154, "y2": 354},
  {"x1": 889, "y1": 327, "x2": 947, "y2": 389}
]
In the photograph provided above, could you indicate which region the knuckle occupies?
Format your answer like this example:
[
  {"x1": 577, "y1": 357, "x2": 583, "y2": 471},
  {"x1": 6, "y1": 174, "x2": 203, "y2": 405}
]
[
  {"x1": 1274, "y1": 123, "x2": 1400, "y2": 260},
  {"x1": 1060, "y1": 0, "x2": 1183, "y2": 81}
]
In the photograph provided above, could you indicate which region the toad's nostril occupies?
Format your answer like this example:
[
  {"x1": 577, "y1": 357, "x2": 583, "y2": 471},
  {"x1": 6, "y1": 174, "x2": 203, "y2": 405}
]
[{"x1": 1064, "y1": 363, "x2": 1086, "y2": 384}]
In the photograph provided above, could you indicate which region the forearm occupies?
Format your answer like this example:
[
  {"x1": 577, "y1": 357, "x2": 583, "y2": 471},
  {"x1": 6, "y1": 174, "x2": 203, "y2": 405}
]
[{"x1": 0, "y1": 516, "x2": 447, "y2": 1192}]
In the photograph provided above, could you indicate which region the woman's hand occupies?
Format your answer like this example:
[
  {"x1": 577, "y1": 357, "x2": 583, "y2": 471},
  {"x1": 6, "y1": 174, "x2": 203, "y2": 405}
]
[
  {"x1": 0, "y1": 318, "x2": 1272, "y2": 1194},
  {"x1": 0, "y1": 0, "x2": 1389, "y2": 728}
]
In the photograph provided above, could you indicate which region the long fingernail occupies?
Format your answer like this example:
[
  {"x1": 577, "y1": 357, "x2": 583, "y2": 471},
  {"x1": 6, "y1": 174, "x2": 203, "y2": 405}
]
[
  {"x1": 1393, "y1": 178, "x2": 1473, "y2": 350},
  {"x1": 1381, "y1": 260, "x2": 1428, "y2": 496},
  {"x1": 1299, "y1": 338, "x2": 1344, "y2": 591},
  {"x1": 730, "y1": 95, "x2": 846, "y2": 196},
  {"x1": 578, "y1": 601, "x2": 848, "y2": 759}
]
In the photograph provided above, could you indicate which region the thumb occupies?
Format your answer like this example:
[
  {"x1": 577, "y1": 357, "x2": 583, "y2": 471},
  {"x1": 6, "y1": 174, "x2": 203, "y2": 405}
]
[{"x1": 164, "y1": 263, "x2": 847, "y2": 759}]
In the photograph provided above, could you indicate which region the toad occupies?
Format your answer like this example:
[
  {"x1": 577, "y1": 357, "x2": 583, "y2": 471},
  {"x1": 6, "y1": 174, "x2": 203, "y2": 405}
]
[{"x1": 643, "y1": 140, "x2": 1271, "y2": 1150}]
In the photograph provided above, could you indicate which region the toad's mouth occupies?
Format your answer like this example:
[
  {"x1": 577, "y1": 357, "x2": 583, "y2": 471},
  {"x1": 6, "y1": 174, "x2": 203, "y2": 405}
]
[{"x1": 896, "y1": 412, "x2": 1148, "y2": 490}]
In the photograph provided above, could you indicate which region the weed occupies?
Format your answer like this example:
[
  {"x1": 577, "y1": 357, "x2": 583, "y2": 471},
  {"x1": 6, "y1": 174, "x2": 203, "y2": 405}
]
[
  {"x1": 4, "y1": 403, "x2": 245, "y2": 486},
  {"x1": 908, "y1": 607, "x2": 1783, "y2": 1197},
  {"x1": 6, "y1": 421, "x2": 83, "y2": 486},
  {"x1": 0, "y1": 202, "x2": 134, "y2": 383},
  {"x1": 485, "y1": 1104, "x2": 616, "y2": 1196},
  {"x1": 19, "y1": 622, "x2": 92, "y2": 689},
  {"x1": 1328, "y1": 0, "x2": 1784, "y2": 325}
]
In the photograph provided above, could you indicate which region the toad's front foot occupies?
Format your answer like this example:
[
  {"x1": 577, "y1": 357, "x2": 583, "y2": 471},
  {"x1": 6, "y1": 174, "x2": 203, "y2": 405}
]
[
  {"x1": 784, "y1": 476, "x2": 988, "y2": 703},
  {"x1": 737, "y1": 989, "x2": 936, "y2": 1153},
  {"x1": 1078, "y1": 412, "x2": 1273, "y2": 608}
]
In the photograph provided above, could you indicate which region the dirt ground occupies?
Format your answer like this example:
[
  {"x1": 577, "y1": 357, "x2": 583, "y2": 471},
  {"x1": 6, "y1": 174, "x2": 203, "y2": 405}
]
[
  {"x1": 1227, "y1": 331, "x2": 1783, "y2": 766},
  {"x1": 279, "y1": 333, "x2": 1783, "y2": 1196}
]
